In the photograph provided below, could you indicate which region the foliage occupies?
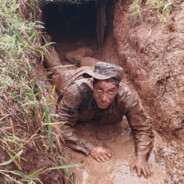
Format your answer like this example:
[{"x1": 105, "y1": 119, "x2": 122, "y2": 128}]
[
  {"x1": 128, "y1": 0, "x2": 181, "y2": 22},
  {"x1": 0, "y1": 0, "x2": 75, "y2": 183},
  {"x1": 129, "y1": 0, "x2": 144, "y2": 21}
]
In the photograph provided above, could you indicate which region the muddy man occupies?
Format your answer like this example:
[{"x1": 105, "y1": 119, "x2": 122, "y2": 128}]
[{"x1": 46, "y1": 51, "x2": 154, "y2": 178}]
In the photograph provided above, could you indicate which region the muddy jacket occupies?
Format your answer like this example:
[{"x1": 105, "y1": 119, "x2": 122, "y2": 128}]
[{"x1": 54, "y1": 67, "x2": 154, "y2": 157}]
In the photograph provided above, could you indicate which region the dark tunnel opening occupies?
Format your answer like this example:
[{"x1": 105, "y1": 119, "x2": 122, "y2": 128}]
[{"x1": 42, "y1": 2, "x2": 98, "y2": 43}]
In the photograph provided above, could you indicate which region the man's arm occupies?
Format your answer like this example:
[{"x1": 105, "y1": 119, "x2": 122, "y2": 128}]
[
  {"x1": 127, "y1": 99, "x2": 154, "y2": 178},
  {"x1": 57, "y1": 84, "x2": 112, "y2": 162},
  {"x1": 126, "y1": 100, "x2": 154, "y2": 158},
  {"x1": 56, "y1": 84, "x2": 95, "y2": 155},
  {"x1": 120, "y1": 85, "x2": 154, "y2": 177}
]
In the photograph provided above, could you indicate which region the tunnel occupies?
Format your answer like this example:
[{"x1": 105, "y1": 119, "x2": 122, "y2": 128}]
[{"x1": 39, "y1": 0, "x2": 112, "y2": 46}]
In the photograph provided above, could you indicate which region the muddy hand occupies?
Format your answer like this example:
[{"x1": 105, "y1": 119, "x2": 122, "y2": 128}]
[
  {"x1": 131, "y1": 155, "x2": 151, "y2": 178},
  {"x1": 90, "y1": 147, "x2": 111, "y2": 162}
]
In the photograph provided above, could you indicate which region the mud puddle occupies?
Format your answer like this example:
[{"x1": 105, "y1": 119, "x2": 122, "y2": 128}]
[{"x1": 64, "y1": 120, "x2": 170, "y2": 184}]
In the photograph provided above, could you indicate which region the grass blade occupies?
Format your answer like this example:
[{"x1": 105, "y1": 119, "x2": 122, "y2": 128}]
[
  {"x1": 0, "y1": 150, "x2": 23, "y2": 166},
  {"x1": 48, "y1": 164, "x2": 80, "y2": 171},
  {"x1": 28, "y1": 168, "x2": 43, "y2": 178}
]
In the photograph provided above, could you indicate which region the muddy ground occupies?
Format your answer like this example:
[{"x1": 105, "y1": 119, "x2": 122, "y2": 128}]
[
  {"x1": 64, "y1": 121, "x2": 170, "y2": 184},
  {"x1": 42, "y1": 0, "x2": 184, "y2": 183}
]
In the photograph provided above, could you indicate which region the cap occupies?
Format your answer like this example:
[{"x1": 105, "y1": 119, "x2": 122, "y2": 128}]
[{"x1": 85, "y1": 62, "x2": 124, "y2": 81}]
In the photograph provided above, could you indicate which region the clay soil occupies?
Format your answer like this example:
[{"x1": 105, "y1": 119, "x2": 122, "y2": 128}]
[{"x1": 41, "y1": 0, "x2": 184, "y2": 184}]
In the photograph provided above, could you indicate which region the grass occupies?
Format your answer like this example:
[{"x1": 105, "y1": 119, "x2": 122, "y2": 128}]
[
  {"x1": 128, "y1": 0, "x2": 180, "y2": 22},
  {"x1": 129, "y1": 0, "x2": 144, "y2": 21},
  {"x1": 0, "y1": 0, "x2": 75, "y2": 183}
]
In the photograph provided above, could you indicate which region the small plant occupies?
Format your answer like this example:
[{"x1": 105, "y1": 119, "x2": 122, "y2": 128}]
[
  {"x1": 129, "y1": 0, "x2": 144, "y2": 21},
  {"x1": 147, "y1": 0, "x2": 174, "y2": 13},
  {"x1": 128, "y1": 0, "x2": 179, "y2": 22}
]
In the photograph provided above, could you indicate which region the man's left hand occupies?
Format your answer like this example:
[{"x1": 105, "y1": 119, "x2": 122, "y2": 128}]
[{"x1": 131, "y1": 155, "x2": 151, "y2": 178}]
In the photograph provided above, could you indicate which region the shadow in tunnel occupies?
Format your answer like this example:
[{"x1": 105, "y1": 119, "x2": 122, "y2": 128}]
[{"x1": 42, "y1": 2, "x2": 97, "y2": 43}]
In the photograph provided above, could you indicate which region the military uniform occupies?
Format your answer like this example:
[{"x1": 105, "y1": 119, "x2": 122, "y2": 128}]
[{"x1": 50, "y1": 62, "x2": 154, "y2": 157}]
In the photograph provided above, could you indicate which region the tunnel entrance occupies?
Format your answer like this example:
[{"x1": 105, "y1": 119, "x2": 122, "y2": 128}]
[
  {"x1": 40, "y1": 0, "x2": 110, "y2": 47},
  {"x1": 42, "y1": 2, "x2": 97, "y2": 43},
  {"x1": 39, "y1": 0, "x2": 115, "y2": 67}
]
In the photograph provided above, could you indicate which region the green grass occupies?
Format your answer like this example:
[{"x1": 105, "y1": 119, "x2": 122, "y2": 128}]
[
  {"x1": 128, "y1": 0, "x2": 180, "y2": 22},
  {"x1": 0, "y1": 0, "x2": 75, "y2": 183},
  {"x1": 129, "y1": 0, "x2": 144, "y2": 21}
]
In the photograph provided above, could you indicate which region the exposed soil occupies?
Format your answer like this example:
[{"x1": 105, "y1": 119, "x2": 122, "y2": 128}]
[{"x1": 41, "y1": 0, "x2": 184, "y2": 183}]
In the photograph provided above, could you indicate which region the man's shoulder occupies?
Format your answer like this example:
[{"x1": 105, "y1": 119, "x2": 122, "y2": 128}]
[
  {"x1": 118, "y1": 82, "x2": 139, "y2": 104},
  {"x1": 75, "y1": 78, "x2": 92, "y2": 92},
  {"x1": 118, "y1": 82, "x2": 132, "y2": 96},
  {"x1": 64, "y1": 78, "x2": 92, "y2": 95},
  {"x1": 61, "y1": 78, "x2": 92, "y2": 110}
]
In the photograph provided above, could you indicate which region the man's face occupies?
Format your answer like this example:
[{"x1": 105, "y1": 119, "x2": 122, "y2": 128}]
[{"x1": 91, "y1": 80, "x2": 120, "y2": 109}]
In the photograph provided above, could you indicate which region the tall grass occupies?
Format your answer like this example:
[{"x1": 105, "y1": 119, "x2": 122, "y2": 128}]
[{"x1": 0, "y1": 0, "x2": 75, "y2": 183}]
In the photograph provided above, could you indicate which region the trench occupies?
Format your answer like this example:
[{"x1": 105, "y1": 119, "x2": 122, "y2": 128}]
[{"x1": 40, "y1": 1, "x2": 170, "y2": 183}]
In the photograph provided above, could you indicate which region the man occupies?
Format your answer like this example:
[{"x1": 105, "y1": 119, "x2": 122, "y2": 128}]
[{"x1": 47, "y1": 54, "x2": 154, "y2": 178}]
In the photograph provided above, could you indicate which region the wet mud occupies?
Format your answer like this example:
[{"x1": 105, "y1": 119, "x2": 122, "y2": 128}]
[
  {"x1": 46, "y1": 24, "x2": 174, "y2": 184},
  {"x1": 50, "y1": 25, "x2": 171, "y2": 184},
  {"x1": 64, "y1": 120, "x2": 170, "y2": 184}
]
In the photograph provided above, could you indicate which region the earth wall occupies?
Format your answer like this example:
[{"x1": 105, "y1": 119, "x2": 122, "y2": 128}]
[{"x1": 113, "y1": 1, "x2": 184, "y2": 139}]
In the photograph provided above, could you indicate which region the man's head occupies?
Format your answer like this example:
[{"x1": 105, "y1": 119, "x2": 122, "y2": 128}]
[
  {"x1": 89, "y1": 62, "x2": 124, "y2": 109},
  {"x1": 91, "y1": 78, "x2": 120, "y2": 109}
]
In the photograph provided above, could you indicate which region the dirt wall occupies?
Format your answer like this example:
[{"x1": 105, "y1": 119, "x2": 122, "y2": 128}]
[
  {"x1": 112, "y1": 2, "x2": 184, "y2": 183},
  {"x1": 113, "y1": 1, "x2": 184, "y2": 139}
]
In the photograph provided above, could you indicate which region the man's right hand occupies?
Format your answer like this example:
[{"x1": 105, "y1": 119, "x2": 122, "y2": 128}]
[
  {"x1": 90, "y1": 147, "x2": 111, "y2": 162},
  {"x1": 131, "y1": 155, "x2": 151, "y2": 178}
]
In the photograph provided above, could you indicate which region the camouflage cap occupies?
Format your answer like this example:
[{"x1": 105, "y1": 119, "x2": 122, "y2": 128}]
[{"x1": 86, "y1": 62, "x2": 124, "y2": 81}]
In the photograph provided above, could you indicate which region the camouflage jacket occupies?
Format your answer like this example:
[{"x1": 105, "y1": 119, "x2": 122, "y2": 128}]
[{"x1": 55, "y1": 67, "x2": 154, "y2": 157}]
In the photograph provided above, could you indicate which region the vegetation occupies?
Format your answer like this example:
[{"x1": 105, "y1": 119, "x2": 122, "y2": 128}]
[
  {"x1": 0, "y1": 0, "x2": 75, "y2": 183},
  {"x1": 129, "y1": 0, "x2": 181, "y2": 21}
]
